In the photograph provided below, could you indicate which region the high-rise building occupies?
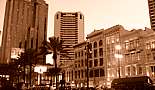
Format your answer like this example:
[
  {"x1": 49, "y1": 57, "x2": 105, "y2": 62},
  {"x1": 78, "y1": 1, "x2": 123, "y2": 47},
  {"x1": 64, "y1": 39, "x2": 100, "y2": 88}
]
[
  {"x1": 54, "y1": 11, "x2": 84, "y2": 64},
  {"x1": 1, "y1": 0, "x2": 48, "y2": 64},
  {"x1": 148, "y1": 0, "x2": 155, "y2": 30}
]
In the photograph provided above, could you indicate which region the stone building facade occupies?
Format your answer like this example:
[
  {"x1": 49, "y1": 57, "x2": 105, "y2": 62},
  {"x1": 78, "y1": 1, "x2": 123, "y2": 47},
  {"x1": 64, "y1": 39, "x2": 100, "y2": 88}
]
[{"x1": 68, "y1": 25, "x2": 155, "y2": 88}]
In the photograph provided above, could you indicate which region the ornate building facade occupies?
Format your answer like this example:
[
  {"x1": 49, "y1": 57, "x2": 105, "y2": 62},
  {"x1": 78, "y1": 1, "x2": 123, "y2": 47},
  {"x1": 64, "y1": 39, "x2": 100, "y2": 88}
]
[{"x1": 69, "y1": 25, "x2": 155, "y2": 88}]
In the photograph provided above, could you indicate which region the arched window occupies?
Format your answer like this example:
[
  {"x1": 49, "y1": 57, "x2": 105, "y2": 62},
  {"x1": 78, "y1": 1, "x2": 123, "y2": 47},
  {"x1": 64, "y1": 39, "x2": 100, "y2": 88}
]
[
  {"x1": 94, "y1": 42, "x2": 97, "y2": 48},
  {"x1": 99, "y1": 40, "x2": 103, "y2": 46}
]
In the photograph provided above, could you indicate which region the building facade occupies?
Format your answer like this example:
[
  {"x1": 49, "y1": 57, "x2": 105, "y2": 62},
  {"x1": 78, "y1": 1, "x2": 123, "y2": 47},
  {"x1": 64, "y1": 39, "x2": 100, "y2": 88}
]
[
  {"x1": 70, "y1": 25, "x2": 155, "y2": 88},
  {"x1": 1, "y1": 0, "x2": 48, "y2": 64},
  {"x1": 54, "y1": 11, "x2": 84, "y2": 65},
  {"x1": 148, "y1": 0, "x2": 155, "y2": 30}
]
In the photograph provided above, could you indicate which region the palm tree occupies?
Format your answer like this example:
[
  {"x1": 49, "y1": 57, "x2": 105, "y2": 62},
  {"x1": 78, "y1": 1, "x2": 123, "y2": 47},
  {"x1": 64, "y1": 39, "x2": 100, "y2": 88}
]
[
  {"x1": 40, "y1": 36, "x2": 63, "y2": 89},
  {"x1": 16, "y1": 48, "x2": 36, "y2": 87}
]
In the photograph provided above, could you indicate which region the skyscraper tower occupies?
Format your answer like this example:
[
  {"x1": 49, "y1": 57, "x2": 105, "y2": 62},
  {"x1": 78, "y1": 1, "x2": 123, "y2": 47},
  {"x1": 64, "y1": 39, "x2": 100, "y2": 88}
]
[
  {"x1": 148, "y1": 0, "x2": 155, "y2": 30},
  {"x1": 1, "y1": 0, "x2": 48, "y2": 64},
  {"x1": 54, "y1": 11, "x2": 84, "y2": 64}
]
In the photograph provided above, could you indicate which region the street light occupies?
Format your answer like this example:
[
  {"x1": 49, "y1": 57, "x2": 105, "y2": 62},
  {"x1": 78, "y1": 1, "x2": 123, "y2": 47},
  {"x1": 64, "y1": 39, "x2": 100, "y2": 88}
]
[
  {"x1": 85, "y1": 39, "x2": 92, "y2": 89},
  {"x1": 115, "y1": 45, "x2": 123, "y2": 78}
]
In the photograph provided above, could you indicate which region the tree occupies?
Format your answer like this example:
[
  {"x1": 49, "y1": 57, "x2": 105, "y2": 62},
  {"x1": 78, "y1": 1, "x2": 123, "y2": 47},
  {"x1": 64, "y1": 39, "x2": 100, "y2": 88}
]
[
  {"x1": 14, "y1": 48, "x2": 37, "y2": 87},
  {"x1": 40, "y1": 37, "x2": 63, "y2": 89}
]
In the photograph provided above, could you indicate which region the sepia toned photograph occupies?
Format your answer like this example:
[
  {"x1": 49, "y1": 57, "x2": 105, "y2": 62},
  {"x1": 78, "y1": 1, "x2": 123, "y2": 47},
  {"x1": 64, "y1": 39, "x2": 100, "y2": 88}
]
[{"x1": 0, "y1": 0, "x2": 154, "y2": 90}]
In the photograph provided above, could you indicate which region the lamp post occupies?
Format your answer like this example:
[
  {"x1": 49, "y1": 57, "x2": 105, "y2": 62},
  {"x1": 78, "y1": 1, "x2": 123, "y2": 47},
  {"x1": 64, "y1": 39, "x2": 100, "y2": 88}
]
[
  {"x1": 115, "y1": 45, "x2": 123, "y2": 78},
  {"x1": 85, "y1": 40, "x2": 92, "y2": 89}
]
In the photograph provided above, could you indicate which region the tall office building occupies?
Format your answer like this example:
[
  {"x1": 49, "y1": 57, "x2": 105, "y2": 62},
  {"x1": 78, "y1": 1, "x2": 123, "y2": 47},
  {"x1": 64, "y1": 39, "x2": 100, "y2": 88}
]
[
  {"x1": 148, "y1": 0, "x2": 155, "y2": 30},
  {"x1": 54, "y1": 11, "x2": 84, "y2": 64},
  {"x1": 1, "y1": 0, "x2": 48, "y2": 64}
]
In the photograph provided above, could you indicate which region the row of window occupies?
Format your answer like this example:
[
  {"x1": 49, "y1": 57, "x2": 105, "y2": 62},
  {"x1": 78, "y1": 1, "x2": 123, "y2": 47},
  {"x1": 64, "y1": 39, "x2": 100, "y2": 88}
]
[
  {"x1": 75, "y1": 48, "x2": 103, "y2": 58},
  {"x1": 75, "y1": 58, "x2": 104, "y2": 68},
  {"x1": 124, "y1": 39, "x2": 141, "y2": 50},
  {"x1": 74, "y1": 68, "x2": 105, "y2": 79}
]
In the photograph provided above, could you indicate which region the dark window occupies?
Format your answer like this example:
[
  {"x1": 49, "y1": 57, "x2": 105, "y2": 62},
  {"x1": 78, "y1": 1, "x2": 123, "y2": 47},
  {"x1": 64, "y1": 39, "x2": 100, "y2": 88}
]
[
  {"x1": 94, "y1": 69, "x2": 99, "y2": 77},
  {"x1": 78, "y1": 52, "x2": 80, "y2": 57},
  {"x1": 80, "y1": 14, "x2": 82, "y2": 19},
  {"x1": 100, "y1": 68, "x2": 105, "y2": 76},
  {"x1": 81, "y1": 70, "x2": 83, "y2": 78},
  {"x1": 78, "y1": 70, "x2": 80, "y2": 78},
  {"x1": 75, "y1": 52, "x2": 77, "y2": 59},
  {"x1": 100, "y1": 58, "x2": 103, "y2": 66},
  {"x1": 99, "y1": 40, "x2": 103, "y2": 46},
  {"x1": 99, "y1": 48, "x2": 103, "y2": 56},
  {"x1": 90, "y1": 70, "x2": 93, "y2": 77},
  {"x1": 81, "y1": 50, "x2": 83, "y2": 56},
  {"x1": 81, "y1": 59, "x2": 83, "y2": 67},
  {"x1": 89, "y1": 60, "x2": 93, "y2": 67},
  {"x1": 94, "y1": 49, "x2": 97, "y2": 57},
  {"x1": 94, "y1": 42, "x2": 97, "y2": 48},
  {"x1": 94, "y1": 59, "x2": 98, "y2": 67},
  {"x1": 75, "y1": 71, "x2": 77, "y2": 79}
]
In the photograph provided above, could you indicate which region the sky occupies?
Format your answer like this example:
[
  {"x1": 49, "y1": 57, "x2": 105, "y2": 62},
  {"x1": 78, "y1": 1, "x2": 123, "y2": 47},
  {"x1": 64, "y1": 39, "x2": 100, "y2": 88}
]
[{"x1": 0, "y1": 0, "x2": 151, "y2": 45}]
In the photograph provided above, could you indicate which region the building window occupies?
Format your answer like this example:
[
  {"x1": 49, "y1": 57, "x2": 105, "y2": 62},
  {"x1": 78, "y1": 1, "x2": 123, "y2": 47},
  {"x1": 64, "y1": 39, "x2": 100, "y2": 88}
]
[
  {"x1": 81, "y1": 70, "x2": 83, "y2": 78},
  {"x1": 75, "y1": 52, "x2": 77, "y2": 59},
  {"x1": 78, "y1": 52, "x2": 80, "y2": 57},
  {"x1": 99, "y1": 48, "x2": 103, "y2": 56},
  {"x1": 100, "y1": 58, "x2": 103, "y2": 66},
  {"x1": 132, "y1": 66, "x2": 136, "y2": 75},
  {"x1": 81, "y1": 59, "x2": 83, "y2": 67},
  {"x1": 94, "y1": 42, "x2": 97, "y2": 48},
  {"x1": 89, "y1": 70, "x2": 93, "y2": 77},
  {"x1": 89, "y1": 60, "x2": 93, "y2": 67},
  {"x1": 100, "y1": 68, "x2": 105, "y2": 76},
  {"x1": 81, "y1": 50, "x2": 83, "y2": 56},
  {"x1": 94, "y1": 69, "x2": 99, "y2": 77},
  {"x1": 75, "y1": 71, "x2": 77, "y2": 79},
  {"x1": 138, "y1": 67, "x2": 142, "y2": 75},
  {"x1": 99, "y1": 40, "x2": 103, "y2": 46},
  {"x1": 78, "y1": 70, "x2": 80, "y2": 78},
  {"x1": 94, "y1": 49, "x2": 98, "y2": 57},
  {"x1": 127, "y1": 67, "x2": 130, "y2": 76},
  {"x1": 80, "y1": 14, "x2": 82, "y2": 19},
  {"x1": 94, "y1": 59, "x2": 98, "y2": 67}
]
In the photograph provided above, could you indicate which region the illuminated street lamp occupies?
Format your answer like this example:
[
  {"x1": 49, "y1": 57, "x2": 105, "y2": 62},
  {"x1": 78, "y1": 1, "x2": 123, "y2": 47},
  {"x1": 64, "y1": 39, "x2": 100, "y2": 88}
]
[
  {"x1": 34, "y1": 66, "x2": 47, "y2": 85},
  {"x1": 115, "y1": 45, "x2": 123, "y2": 78}
]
